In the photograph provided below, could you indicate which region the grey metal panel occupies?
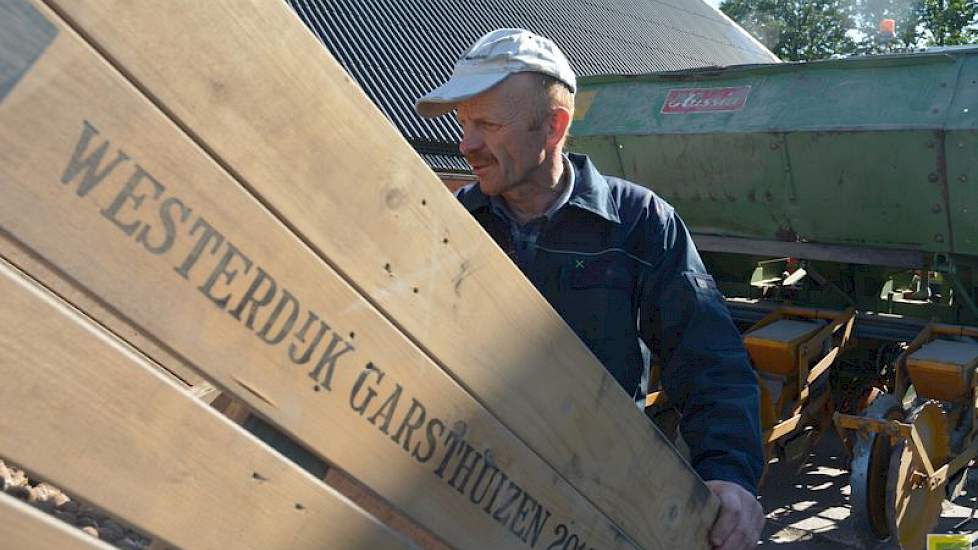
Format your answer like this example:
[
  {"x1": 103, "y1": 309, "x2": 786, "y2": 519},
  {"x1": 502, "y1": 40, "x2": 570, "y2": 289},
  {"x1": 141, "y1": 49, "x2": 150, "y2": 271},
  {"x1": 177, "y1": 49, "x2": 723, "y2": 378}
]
[
  {"x1": 420, "y1": 152, "x2": 473, "y2": 173},
  {"x1": 0, "y1": 0, "x2": 58, "y2": 103},
  {"x1": 284, "y1": 0, "x2": 777, "y2": 171},
  {"x1": 694, "y1": 236, "x2": 929, "y2": 269}
]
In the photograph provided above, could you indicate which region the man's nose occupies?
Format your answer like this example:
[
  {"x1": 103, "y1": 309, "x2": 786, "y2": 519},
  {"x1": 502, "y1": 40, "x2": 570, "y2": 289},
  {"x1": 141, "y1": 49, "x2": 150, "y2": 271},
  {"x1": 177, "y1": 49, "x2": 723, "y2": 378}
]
[{"x1": 459, "y1": 129, "x2": 482, "y2": 156}]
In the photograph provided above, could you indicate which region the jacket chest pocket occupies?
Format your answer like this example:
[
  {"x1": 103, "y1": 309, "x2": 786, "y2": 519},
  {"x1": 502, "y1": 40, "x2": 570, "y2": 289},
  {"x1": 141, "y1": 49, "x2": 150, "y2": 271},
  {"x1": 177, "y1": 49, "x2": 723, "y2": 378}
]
[
  {"x1": 567, "y1": 256, "x2": 634, "y2": 291},
  {"x1": 557, "y1": 255, "x2": 637, "y2": 344}
]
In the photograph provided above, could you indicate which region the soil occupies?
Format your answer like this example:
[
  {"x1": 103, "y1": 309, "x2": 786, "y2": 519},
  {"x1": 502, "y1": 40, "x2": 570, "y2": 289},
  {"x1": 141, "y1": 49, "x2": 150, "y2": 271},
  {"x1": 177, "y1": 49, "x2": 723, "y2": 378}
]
[{"x1": 1, "y1": 458, "x2": 152, "y2": 549}]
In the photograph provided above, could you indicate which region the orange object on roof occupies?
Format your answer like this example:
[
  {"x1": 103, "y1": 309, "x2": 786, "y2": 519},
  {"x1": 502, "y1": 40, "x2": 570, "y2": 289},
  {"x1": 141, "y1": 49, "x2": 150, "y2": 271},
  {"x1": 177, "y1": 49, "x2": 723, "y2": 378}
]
[{"x1": 880, "y1": 18, "x2": 896, "y2": 36}]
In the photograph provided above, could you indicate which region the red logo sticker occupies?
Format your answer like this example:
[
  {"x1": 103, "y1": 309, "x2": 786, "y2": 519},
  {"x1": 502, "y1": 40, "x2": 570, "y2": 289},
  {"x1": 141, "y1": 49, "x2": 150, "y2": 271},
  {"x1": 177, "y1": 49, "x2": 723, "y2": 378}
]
[{"x1": 661, "y1": 86, "x2": 751, "y2": 114}]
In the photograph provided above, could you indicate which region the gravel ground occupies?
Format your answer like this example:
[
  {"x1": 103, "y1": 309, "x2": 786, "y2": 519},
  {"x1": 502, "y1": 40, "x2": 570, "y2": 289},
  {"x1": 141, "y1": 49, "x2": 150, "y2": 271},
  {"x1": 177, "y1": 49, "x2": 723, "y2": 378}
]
[
  {"x1": 758, "y1": 431, "x2": 978, "y2": 549},
  {"x1": 7, "y1": 429, "x2": 978, "y2": 550},
  {"x1": 0, "y1": 458, "x2": 152, "y2": 549}
]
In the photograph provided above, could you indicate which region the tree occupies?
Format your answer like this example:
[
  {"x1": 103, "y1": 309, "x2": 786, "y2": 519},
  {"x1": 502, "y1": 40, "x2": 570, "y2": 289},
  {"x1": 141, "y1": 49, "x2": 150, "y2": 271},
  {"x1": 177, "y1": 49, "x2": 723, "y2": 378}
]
[
  {"x1": 722, "y1": 0, "x2": 978, "y2": 61},
  {"x1": 721, "y1": 0, "x2": 857, "y2": 61},
  {"x1": 848, "y1": 0, "x2": 923, "y2": 53},
  {"x1": 918, "y1": 0, "x2": 978, "y2": 46}
]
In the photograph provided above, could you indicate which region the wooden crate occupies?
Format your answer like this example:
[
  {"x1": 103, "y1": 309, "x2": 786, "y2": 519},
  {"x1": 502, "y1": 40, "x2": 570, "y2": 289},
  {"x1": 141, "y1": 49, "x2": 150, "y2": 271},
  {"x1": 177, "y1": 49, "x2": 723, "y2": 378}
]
[{"x1": 0, "y1": 0, "x2": 717, "y2": 548}]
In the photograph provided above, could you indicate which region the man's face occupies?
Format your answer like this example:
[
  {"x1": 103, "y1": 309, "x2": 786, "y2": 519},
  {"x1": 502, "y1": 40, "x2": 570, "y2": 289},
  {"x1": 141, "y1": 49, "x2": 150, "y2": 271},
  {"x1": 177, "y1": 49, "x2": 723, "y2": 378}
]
[{"x1": 456, "y1": 75, "x2": 549, "y2": 196}]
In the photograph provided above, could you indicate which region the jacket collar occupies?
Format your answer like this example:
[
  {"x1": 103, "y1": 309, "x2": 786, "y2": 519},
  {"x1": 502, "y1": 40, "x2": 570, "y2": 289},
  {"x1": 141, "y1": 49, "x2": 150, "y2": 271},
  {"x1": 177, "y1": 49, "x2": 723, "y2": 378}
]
[
  {"x1": 565, "y1": 153, "x2": 621, "y2": 223},
  {"x1": 458, "y1": 153, "x2": 621, "y2": 224}
]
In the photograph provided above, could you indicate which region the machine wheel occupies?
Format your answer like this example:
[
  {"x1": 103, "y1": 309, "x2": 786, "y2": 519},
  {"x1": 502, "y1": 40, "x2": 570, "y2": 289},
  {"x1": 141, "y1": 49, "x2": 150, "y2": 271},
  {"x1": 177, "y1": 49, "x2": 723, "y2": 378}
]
[
  {"x1": 886, "y1": 401, "x2": 951, "y2": 550},
  {"x1": 850, "y1": 394, "x2": 905, "y2": 542}
]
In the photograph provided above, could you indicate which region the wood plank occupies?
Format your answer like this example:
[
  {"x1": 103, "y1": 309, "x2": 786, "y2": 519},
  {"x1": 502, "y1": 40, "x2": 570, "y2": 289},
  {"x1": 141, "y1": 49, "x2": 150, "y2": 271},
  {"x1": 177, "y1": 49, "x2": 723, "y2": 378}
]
[
  {"x1": 324, "y1": 468, "x2": 451, "y2": 550},
  {"x1": 210, "y1": 392, "x2": 254, "y2": 424},
  {"x1": 205, "y1": 401, "x2": 451, "y2": 550},
  {"x1": 44, "y1": 0, "x2": 719, "y2": 545},
  {"x1": 0, "y1": 216, "x2": 204, "y2": 387},
  {"x1": 0, "y1": 491, "x2": 115, "y2": 550},
  {"x1": 189, "y1": 381, "x2": 222, "y2": 404},
  {"x1": 0, "y1": 260, "x2": 414, "y2": 550},
  {"x1": 0, "y1": 3, "x2": 660, "y2": 548}
]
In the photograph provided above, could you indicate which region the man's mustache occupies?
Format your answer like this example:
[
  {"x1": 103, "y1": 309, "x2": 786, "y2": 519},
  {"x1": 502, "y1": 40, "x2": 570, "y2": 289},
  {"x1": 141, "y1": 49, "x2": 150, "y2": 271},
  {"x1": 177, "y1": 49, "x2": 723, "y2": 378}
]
[{"x1": 465, "y1": 156, "x2": 493, "y2": 166}]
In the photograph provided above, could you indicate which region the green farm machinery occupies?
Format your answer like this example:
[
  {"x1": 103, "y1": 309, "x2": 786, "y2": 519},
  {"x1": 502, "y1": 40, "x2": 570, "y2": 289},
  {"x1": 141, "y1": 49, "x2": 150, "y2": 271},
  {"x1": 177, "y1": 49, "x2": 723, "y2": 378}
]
[{"x1": 569, "y1": 47, "x2": 978, "y2": 549}]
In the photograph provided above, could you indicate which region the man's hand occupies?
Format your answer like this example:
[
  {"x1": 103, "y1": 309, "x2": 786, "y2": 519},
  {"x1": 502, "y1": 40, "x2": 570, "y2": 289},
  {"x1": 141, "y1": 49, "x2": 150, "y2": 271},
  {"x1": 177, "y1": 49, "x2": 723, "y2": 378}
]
[{"x1": 704, "y1": 480, "x2": 764, "y2": 550}]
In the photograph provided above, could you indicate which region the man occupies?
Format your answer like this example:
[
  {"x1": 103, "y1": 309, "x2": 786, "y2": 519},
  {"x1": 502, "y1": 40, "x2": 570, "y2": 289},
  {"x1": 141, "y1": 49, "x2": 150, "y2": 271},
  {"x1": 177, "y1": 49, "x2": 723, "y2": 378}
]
[{"x1": 416, "y1": 28, "x2": 765, "y2": 550}]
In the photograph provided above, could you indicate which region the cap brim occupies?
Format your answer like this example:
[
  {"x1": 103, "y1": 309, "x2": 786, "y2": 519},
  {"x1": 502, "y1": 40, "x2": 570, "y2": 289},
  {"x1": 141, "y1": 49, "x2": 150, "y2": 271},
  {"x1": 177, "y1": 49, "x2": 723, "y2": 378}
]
[{"x1": 415, "y1": 72, "x2": 510, "y2": 118}]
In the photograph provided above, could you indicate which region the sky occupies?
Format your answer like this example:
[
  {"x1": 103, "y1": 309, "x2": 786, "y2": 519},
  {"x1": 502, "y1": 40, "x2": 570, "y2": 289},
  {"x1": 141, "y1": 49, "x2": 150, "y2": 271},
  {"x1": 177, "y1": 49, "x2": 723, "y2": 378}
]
[{"x1": 703, "y1": 0, "x2": 722, "y2": 7}]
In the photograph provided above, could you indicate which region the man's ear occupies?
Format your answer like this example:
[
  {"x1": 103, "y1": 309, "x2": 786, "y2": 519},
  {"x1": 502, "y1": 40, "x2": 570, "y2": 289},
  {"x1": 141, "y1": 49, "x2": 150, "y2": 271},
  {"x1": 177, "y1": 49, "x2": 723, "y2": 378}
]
[{"x1": 546, "y1": 107, "x2": 572, "y2": 149}]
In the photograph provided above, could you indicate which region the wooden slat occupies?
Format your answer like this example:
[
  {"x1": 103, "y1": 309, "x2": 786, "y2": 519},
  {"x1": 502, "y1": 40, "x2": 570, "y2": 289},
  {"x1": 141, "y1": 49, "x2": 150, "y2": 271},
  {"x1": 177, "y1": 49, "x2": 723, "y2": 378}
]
[
  {"x1": 207, "y1": 397, "x2": 453, "y2": 550},
  {"x1": 0, "y1": 491, "x2": 115, "y2": 550},
  {"x1": 324, "y1": 468, "x2": 451, "y2": 550},
  {"x1": 189, "y1": 381, "x2": 222, "y2": 404},
  {"x1": 0, "y1": 260, "x2": 414, "y2": 550},
  {"x1": 43, "y1": 0, "x2": 719, "y2": 546},
  {"x1": 0, "y1": 3, "x2": 655, "y2": 549},
  {"x1": 0, "y1": 221, "x2": 204, "y2": 387},
  {"x1": 210, "y1": 392, "x2": 253, "y2": 424}
]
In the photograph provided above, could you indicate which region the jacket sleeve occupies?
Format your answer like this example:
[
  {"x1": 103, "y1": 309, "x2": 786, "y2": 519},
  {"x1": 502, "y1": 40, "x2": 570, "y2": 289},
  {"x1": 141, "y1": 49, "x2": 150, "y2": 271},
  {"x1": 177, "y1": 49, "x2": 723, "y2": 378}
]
[{"x1": 638, "y1": 205, "x2": 764, "y2": 495}]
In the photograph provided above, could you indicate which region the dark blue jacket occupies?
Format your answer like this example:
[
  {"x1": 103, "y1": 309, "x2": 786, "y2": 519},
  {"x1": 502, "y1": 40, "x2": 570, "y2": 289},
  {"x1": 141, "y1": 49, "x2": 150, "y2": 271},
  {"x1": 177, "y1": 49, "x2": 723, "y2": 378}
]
[{"x1": 457, "y1": 153, "x2": 764, "y2": 494}]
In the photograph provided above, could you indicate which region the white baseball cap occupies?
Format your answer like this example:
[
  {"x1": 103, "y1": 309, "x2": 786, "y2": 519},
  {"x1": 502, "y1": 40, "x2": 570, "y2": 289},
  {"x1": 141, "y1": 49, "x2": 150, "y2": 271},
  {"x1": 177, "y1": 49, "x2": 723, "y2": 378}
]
[{"x1": 415, "y1": 28, "x2": 576, "y2": 118}]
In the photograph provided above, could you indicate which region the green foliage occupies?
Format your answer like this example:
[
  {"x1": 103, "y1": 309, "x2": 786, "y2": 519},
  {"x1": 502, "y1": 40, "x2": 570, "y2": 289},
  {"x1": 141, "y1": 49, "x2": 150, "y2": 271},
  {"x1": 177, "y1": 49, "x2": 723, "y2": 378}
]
[
  {"x1": 720, "y1": 0, "x2": 856, "y2": 61},
  {"x1": 848, "y1": 0, "x2": 923, "y2": 53},
  {"x1": 919, "y1": 0, "x2": 978, "y2": 46},
  {"x1": 721, "y1": 0, "x2": 978, "y2": 60}
]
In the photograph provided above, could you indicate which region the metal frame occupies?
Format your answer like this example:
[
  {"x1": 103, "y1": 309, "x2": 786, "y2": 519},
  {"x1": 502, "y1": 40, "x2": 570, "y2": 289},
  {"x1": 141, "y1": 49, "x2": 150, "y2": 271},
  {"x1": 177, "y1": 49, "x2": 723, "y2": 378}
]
[{"x1": 751, "y1": 306, "x2": 856, "y2": 446}]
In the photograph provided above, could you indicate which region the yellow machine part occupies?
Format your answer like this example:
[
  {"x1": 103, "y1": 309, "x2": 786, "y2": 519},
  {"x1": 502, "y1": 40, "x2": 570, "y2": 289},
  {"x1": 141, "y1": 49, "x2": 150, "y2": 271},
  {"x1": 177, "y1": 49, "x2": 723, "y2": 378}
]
[
  {"x1": 887, "y1": 401, "x2": 951, "y2": 550},
  {"x1": 756, "y1": 373, "x2": 779, "y2": 432},
  {"x1": 906, "y1": 340, "x2": 978, "y2": 402},
  {"x1": 744, "y1": 319, "x2": 823, "y2": 377}
]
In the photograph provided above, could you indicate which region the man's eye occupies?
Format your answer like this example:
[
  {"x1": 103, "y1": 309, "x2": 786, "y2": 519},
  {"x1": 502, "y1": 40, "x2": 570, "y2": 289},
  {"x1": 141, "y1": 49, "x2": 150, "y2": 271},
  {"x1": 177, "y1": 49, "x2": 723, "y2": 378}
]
[{"x1": 483, "y1": 122, "x2": 501, "y2": 131}]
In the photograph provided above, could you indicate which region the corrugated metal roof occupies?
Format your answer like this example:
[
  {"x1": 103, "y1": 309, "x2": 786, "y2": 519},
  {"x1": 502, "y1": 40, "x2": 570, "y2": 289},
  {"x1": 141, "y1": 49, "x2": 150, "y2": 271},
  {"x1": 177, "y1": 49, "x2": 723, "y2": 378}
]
[
  {"x1": 286, "y1": 0, "x2": 777, "y2": 170},
  {"x1": 421, "y1": 152, "x2": 473, "y2": 173}
]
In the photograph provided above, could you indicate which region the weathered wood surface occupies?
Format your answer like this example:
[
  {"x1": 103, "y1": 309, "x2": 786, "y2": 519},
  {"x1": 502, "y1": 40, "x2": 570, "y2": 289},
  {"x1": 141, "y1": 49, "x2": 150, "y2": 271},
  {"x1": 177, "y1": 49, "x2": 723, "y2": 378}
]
[
  {"x1": 0, "y1": 491, "x2": 115, "y2": 550},
  {"x1": 43, "y1": 0, "x2": 719, "y2": 546},
  {"x1": 0, "y1": 259, "x2": 415, "y2": 550},
  {"x1": 324, "y1": 468, "x2": 453, "y2": 550},
  {"x1": 0, "y1": 2, "x2": 660, "y2": 548},
  {"x1": 0, "y1": 228, "x2": 204, "y2": 388}
]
